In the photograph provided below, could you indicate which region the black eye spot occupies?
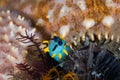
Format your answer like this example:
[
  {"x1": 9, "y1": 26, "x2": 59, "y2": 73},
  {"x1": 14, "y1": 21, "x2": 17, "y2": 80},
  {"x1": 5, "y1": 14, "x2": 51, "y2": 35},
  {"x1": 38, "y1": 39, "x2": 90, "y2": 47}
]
[
  {"x1": 52, "y1": 36, "x2": 58, "y2": 42},
  {"x1": 58, "y1": 40, "x2": 63, "y2": 45}
]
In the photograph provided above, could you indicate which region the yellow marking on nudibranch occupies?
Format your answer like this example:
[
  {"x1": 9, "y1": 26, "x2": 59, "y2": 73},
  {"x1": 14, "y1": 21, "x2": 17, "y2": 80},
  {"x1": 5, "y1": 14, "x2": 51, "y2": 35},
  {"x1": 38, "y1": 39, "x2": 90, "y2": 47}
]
[
  {"x1": 58, "y1": 53, "x2": 62, "y2": 59},
  {"x1": 63, "y1": 49, "x2": 68, "y2": 55},
  {"x1": 52, "y1": 53, "x2": 56, "y2": 58},
  {"x1": 64, "y1": 45, "x2": 66, "y2": 48},
  {"x1": 44, "y1": 47, "x2": 49, "y2": 53},
  {"x1": 53, "y1": 33, "x2": 57, "y2": 36},
  {"x1": 43, "y1": 40, "x2": 49, "y2": 44},
  {"x1": 60, "y1": 35, "x2": 64, "y2": 39}
]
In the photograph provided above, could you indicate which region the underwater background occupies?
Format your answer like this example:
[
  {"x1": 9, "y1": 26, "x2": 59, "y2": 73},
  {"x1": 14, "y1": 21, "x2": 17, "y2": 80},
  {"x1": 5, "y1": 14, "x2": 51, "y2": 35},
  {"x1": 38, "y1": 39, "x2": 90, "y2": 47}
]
[{"x1": 0, "y1": 0, "x2": 120, "y2": 80}]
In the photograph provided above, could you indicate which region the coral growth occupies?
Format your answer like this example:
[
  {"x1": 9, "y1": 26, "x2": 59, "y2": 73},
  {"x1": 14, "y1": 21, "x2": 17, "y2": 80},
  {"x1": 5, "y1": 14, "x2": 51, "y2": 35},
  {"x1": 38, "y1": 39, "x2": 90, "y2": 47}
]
[
  {"x1": 0, "y1": 8, "x2": 40, "y2": 80},
  {"x1": 0, "y1": 0, "x2": 120, "y2": 80}
]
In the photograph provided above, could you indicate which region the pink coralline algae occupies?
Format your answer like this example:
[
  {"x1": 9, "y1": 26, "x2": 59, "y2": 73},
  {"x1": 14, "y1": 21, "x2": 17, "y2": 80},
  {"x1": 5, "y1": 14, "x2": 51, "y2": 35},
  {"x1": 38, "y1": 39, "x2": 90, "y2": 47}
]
[{"x1": 0, "y1": 9, "x2": 41, "y2": 80}]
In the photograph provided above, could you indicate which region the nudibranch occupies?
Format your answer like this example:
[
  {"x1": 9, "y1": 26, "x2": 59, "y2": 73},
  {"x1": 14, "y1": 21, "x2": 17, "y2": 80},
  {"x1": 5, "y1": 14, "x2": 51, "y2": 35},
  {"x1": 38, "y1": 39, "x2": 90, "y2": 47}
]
[{"x1": 43, "y1": 34, "x2": 72, "y2": 62}]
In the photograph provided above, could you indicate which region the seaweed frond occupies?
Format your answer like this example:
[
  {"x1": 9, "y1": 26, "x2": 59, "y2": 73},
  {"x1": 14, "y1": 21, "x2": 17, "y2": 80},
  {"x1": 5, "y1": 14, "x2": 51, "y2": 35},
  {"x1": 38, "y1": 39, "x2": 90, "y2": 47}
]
[{"x1": 16, "y1": 30, "x2": 45, "y2": 63}]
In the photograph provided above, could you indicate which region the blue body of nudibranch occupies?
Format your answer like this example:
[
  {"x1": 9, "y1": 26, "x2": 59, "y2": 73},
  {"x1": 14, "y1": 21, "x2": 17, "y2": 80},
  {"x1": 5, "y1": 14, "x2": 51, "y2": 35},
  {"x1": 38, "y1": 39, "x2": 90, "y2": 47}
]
[{"x1": 43, "y1": 36, "x2": 71, "y2": 62}]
